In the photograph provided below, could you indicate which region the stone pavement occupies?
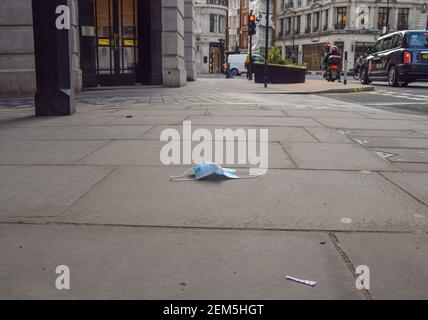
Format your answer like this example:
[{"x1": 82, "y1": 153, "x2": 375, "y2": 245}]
[
  {"x1": 0, "y1": 78, "x2": 372, "y2": 109},
  {"x1": 0, "y1": 78, "x2": 428, "y2": 300}
]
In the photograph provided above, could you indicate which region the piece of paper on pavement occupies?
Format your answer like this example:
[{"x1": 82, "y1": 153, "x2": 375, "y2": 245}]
[{"x1": 286, "y1": 275, "x2": 317, "y2": 287}]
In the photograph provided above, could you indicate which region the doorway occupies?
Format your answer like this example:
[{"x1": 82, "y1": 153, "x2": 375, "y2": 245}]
[
  {"x1": 210, "y1": 47, "x2": 221, "y2": 74},
  {"x1": 303, "y1": 43, "x2": 324, "y2": 71},
  {"x1": 79, "y1": 0, "x2": 139, "y2": 86},
  {"x1": 95, "y1": 0, "x2": 138, "y2": 85}
]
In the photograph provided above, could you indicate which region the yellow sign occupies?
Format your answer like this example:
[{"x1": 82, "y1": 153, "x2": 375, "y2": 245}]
[
  {"x1": 123, "y1": 39, "x2": 135, "y2": 47},
  {"x1": 98, "y1": 38, "x2": 110, "y2": 46},
  {"x1": 422, "y1": 53, "x2": 428, "y2": 59}
]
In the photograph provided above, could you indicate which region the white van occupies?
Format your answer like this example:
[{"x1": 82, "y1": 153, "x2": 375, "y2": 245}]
[{"x1": 228, "y1": 53, "x2": 264, "y2": 76}]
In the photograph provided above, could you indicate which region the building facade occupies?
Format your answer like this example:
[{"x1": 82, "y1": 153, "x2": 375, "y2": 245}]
[
  {"x1": 275, "y1": 0, "x2": 428, "y2": 71},
  {"x1": 250, "y1": 0, "x2": 276, "y2": 54},
  {"x1": 240, "y1": 0, "x2": 250, "y2": 51},
  {"x1": 0, "y1": 0, "x2": 197, "y2": 95},
  {"x1": 195, "y1": 0, "x2": 228, "y2": 74},
  {"x1": 228, "y1": 0, "x2": 241, "y2": 52}
]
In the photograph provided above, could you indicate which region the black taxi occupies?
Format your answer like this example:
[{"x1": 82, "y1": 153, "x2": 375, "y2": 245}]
[{"x1": 361, "y1": 30, "x2": 428, "y2": 86}]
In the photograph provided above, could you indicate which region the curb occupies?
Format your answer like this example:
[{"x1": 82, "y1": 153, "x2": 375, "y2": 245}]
[{"x1": 253, "y1": 86, "x2": 375, "y2": 95}]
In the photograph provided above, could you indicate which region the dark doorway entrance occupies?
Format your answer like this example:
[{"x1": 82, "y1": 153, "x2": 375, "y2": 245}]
[
  {"x1": 79, "y1": 0, "x2": 144, "y2": 87},
  {"x1": 95, "y1": 0, "x2": 138, "y2": 85},
  {"x1": 79, "y1": 0, "x2": 162, "y2": 88}
]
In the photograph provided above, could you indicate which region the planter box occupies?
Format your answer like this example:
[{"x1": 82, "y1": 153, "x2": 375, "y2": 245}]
[{"x1": 253, "y1": 63, "x2": 306, "y2": 84}]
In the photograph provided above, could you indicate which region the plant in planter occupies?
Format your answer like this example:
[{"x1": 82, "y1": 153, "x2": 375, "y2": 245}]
[{"x1": 253, "y1": 46, "x2": 306, "y2": 84}]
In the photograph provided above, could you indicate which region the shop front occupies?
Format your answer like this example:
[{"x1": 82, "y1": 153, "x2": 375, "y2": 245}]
[{"x1": 303, "y1": 43, "x2": 325, "y2": 71}]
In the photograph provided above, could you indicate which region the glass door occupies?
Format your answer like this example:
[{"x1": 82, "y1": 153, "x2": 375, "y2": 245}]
[{"x1": 95, "y1": 0, "x2": 138, "y2": 85}]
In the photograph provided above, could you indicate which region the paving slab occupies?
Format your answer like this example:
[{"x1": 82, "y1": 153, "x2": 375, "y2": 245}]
[
  {"x1": 187, "y1": 116, "x2": 321, "y2": 127},
  {"x1": 0, "y1": 224, "x2": 362, "y2": 299},
  {"x1": 315, "y1": 118, "x2": 428, "y2": 130},
  {"x1": 283, "y1": 142, "x2": 399, "y2": 171},
  {"x1": 372, "y1": 148, "x2": 428, "y2": 163},
  {"x1": 304, "y1": 127, "x2": 352, "y2": 143},
  {"x1": 0, "y1": 140, "x2": 107, "y2": 165},
  {"x1": 59, "y1": 168, "x2": 428, "y2": 232},
  {"x1": 347, "y1": 130, "x2": 424, "y2": 138},
  {"x1": 0, "y1": 125, "x2": 153, "y2": 141},
  {"x1": 142, "y1": 125, "x2": 318, "y2": 142},
  {"x1": 0, "y1": 166, "x2": 113, "y2": 219},
  {"x1": 392, "y1": 162, "x2": 428, "y2": 172},
  {"x1": 336, "y1": 233, "x2": 428, "y2": 299},
  {"x1": 110, "y1": 109, "x2": 206, "y2": 117},
  {"x1": 381, "y1": 172, "x2": 428, "y2": 206},
  {"x1": 0, "y1": 113, "x2": 118, "y2": 128},
  {"x1": 353, "y1": 137, "x2": 428, "y2": 149},
  {"x1": 356, "y1": 111, "x2": 428, "y2": 120},
  {"x1": 108, "y1": 115, "x2": 189, "y2": 126},
  {"x1": 283, "y1": 110, "x2": 365, "y2": 119},
  {"x1": 76, "y1": 140, "x2": 294, "y2": 168},
  {"x1": 206, "y1": 109, "x2": 285, "y2": 117},
  {"x1": 189, "y1": 105, "x2": 262, "y2": 110}
]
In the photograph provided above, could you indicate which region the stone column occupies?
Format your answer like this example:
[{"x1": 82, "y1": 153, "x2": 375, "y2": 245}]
[
  {"x1": 32, "y1": 0, "x2": 75, "y2": 116},
  {"x1": 70, "y1": 0, "x2": 82, "y2": 92},
  {"x1": 409, "y1": 6, "x2": 417, "y2": 30},
  {"x1": 329, "y1": 6, "x2": 334, "y2": 29},
  {"x1": 184, "y1": 0, "x2": 197, "y2": 81},
  {"x1": 349, "y1": 3, "x2": 356, "y2": 29},
  {"x1": 162, "y1": 0, "x2": 187, "y2": 87}
]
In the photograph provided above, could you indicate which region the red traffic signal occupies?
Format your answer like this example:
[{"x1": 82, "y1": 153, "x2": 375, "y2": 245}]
[{"x1": 249, "y1": 15, "x2": 256, "y2": 35}]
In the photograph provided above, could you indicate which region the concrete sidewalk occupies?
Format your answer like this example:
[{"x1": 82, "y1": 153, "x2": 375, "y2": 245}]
[
  {"x1": 0, "y1": 79, "x2": 427, "y2": 299},
  {"x1": 0, "y1": 78, "x2": 373, "y2": 109},
  {"x1": 252, "y1": 79, "x2": 374, "y2": 94}
]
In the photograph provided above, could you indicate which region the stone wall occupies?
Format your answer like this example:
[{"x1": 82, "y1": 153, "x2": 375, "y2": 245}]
[
  {"x1": 0, "y1": 0, "x2": 36, "y2": 95},
  {"x1": 162, "y1": 0, "x2": 187, "y2": 87},
  {"x1": 0, "y1": 0, "x2": 82, "y2": 95},
  {"x1": 184, "y1": 0, "x2": 197, "y2": 81}
]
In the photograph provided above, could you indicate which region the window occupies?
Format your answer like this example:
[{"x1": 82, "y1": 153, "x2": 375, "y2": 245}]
[
  {"x1": 210, "y1": 14, "x2": 218, "y2": 33},
  {"x1": 286, "y1": 17, "x2": 292, "y2": 34},
  {"x1": 313, "y1": 12, "x2": 320, "y2": 31},
  {"x1": 407, "y1": 32, "x2": 428, "y2": 49},
  {"x1": 305, "y1": 14, "x2": 311, "y2": 33},
  {"x1": 381, "y1": 37, "x2": 393, "y2": 51},
  {"x1": 219, "y1": 15, "x2": 225, "y2": 33},
  {"x1": 397, "y1": 8, "x2": 409, "y2": 31},
  {"x1": 372, "y1": 40, "x2": 382, "y2": 53},
  {"x1": 280, "y1": 18, "x2": 284, "y2": 36},
  {"x1": 207, "y1": 0, "x2": 228, "y2": 5},
  {"x1": 392, "y1": 34, "x2": 402, "y2": 48},
  {"x1": 296, "y1": 15, "x2": 301, "y2": 33},
  {"x1": 324, "y1": 10, "x2": 329, "y2": 30},
  {"x1": 336, "y1": 7, "x2": 347, "y2": 29},
  {"x1": 378, "y1": 7, "x2": 388, "y2": 30}
]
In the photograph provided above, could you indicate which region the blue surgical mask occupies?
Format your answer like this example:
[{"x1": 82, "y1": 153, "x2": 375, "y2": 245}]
[
  {"x1": 170, "y1": 162, "x2": 242, "y2": 181},
  {"x1": 191, "y1": 162, "x2": 239, "y2": 180}
]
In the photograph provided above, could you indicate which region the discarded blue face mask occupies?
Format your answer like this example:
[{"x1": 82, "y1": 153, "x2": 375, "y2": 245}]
[
  {"x1": 170, "y1": 162, "x2": 242, "y2": 181},
  {"x1": 191, "y1": 162, "x2": 239, "y2": 180}
]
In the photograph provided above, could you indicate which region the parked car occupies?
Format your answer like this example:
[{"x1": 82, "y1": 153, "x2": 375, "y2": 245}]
[
  {"x1": 361, "y1": 30, "x2": 428, "y2": 86},
  {"x1": 228, "y1": 53, "x2": 264, "y2": 76}
]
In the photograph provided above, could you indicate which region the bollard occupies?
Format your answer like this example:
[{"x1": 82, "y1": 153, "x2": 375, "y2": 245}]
[{"x1": 344, "y1": 51, "x2": 348, "y2": 85}]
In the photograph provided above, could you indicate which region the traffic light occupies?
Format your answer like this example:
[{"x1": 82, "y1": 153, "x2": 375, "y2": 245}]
[{"x1": 249, "y1": 14, "x2": 256, "y2": 36}]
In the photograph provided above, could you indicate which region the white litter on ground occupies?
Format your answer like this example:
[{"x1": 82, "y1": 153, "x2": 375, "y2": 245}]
[{"x1": 286, "y1": 276, "x2": 317, "y2": 287}]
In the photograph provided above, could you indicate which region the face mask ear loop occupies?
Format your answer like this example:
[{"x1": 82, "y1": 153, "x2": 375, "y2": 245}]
[
  {"x1": 170, "y1": 169, "x2": 195, "y2": 182},
  {"x1": 236, "y1": 169, "x2": 261, "y2": 179}
]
